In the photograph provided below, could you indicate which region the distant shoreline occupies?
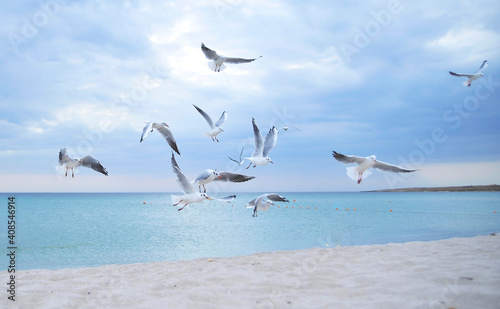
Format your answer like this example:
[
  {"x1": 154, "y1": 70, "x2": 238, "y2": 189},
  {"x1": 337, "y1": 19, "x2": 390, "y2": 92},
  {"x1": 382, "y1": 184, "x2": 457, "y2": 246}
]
[{"x1": 369, "y1": 184, "x2": 500, "y2": 192}]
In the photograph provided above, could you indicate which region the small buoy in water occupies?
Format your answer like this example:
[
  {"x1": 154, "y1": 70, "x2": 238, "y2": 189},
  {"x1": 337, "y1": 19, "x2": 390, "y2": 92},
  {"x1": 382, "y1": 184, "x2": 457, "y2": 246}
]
[
  {"x1": 315, "y1": 207, "x2": 318, "y2": 209},
  {"x1": 335, "y1": 208, "x2": 338, "y2": 210},
  {"x1": 293, "y1": 199, "x2": 296, "y2": 202},
  {"x1": 353, "y1": 208, "x2": 356, "y2": 211},
  {"x1": 307, "y1": 207, "x2": 310, "y2": 209},
  {"x1": 143, "y1": 202, "x2": 146, "y2": 204},
  {"x1": 208, "y1": 259, "x2": 213, "y2": 262},
  {"x1": 390, "y1": 209, "x2": 393, "y2": 212}
]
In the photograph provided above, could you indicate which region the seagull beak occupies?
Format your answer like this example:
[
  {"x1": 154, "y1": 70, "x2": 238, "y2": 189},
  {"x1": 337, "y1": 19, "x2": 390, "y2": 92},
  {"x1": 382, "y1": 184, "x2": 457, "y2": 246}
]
[
  {"x1": 206, "y1": 196, "x2": 212, "y2": 200},
  {"x1": 270, "y1": 160, "x2": 274, "y2": 164},
  {"x1": 218, "y1": 176, "x2": 222, "y2": 179}
]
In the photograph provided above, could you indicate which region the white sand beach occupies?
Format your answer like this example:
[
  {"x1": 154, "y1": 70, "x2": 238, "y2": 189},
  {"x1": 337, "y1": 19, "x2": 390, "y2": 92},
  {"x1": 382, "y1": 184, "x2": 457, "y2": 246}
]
[{"x1": 2, "y1": 234, "x2": 499, "y2": 309}]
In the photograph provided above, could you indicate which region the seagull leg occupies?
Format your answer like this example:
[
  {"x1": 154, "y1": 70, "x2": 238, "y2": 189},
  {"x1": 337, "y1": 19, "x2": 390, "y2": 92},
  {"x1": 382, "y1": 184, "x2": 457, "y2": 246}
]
[
  {"x1": 72, "y1": 169, "x2": 75, "y2": 178},
  {"x1": 178, "y1": 204, "x2": 187, "y2": 211},
  {"x1": 246, "y1": 162, "x2": 252, "y2": 169},
  {"x1": 215, "y1": 137, "x2": 219, "y2": 142},
  {"x1": 198, "y1": 185, "x2": 202, "y2": 193},
  {"x1": 357, "y1": 172, "x2": 362, "y2": 184},
  {"x1": 65, "y1": 168, "x2": 68, "y2": 177},
  {"x1": 173, "y1": 199, "x2": 183, "y2": 206}
]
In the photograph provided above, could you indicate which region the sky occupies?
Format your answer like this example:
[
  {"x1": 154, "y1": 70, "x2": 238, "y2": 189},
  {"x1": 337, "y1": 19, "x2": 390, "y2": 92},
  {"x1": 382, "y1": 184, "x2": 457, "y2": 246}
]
[{"x1": 1, "y1": 0, "x2": 499, "y2": 192}]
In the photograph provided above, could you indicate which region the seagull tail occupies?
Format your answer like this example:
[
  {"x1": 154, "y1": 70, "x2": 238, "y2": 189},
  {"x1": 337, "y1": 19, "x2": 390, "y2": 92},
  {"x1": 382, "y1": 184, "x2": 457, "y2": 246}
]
[
  {"x1": 171, "y1": 195, "x2": 183, "y2": 206},
  {"x1": 346, "y1": 167, "x2": 372, "y2": 182},
  {"x1": 345, "y1": 166, "x2": 358, "y2": 182}
]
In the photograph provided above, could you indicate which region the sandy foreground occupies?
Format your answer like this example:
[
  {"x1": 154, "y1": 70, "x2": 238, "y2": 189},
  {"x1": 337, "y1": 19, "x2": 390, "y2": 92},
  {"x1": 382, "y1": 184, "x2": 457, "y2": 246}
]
[{"x1": 2, "y1": 235, "x2": 499, "y2": 309}]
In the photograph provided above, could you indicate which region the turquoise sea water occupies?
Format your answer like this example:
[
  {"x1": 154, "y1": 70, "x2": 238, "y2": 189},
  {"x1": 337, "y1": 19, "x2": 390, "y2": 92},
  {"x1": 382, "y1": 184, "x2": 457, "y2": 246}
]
[{"x1": 0, "y1": 192, "x2": 499, "y2": 270}]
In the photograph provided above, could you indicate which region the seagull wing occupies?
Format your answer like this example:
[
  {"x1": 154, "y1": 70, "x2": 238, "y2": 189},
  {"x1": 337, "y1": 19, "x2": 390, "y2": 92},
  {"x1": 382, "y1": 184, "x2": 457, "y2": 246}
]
[
  {"x1": 251, "y1": 118, "x2": 264, "y2": 157},
  {"x1": 214, "y1": 111, "x2": 228, "y2": 127},
  {"x1": 475, "y1": 60, "x2": 488, "y2": 73},
  {"x1": 265, "y1": 193, "x2": 289, "y2": 203},
  {"x1": 332, "y1": 151, "x2": 366, "y2": 165},
  {"x1": 215, "y1": 172, "x2": 255, "y2": 183},
  {"x1": 263, "y1": 127, "x2": 278, "y2": 157},
  {"x1": 171, "y1": 153, "x2": 195, "y2": 194},
  {"x1": 79, "y1": 155, "x2": 108, "y2": 176},
  {"x1": 224, "y1": 56, "x2": 261, "y2": 64},
  {"x1": 140, "y1": 122, "x2": 153, "y2": 143},
  {"x1": 194, "y1": 170, "x2": 213, "y2": 183},
  {"x1": 239, "y1": 147, "x2": 244, "y2": 161},
  {"x1": 449, "y1": 71, "x2": 474, "y2": 78},
  {"x1": 201, "y1": 43, "x2": 219, "y2": 60},
  {"x1": 245, "y1": 197, "x2": 258, "y2": 209},
  {"x1": 59, "y1": 148, "x2": 70, "y2": 165},
  {"x1": 228, "y1": 156, "x2": 241, "y2": 164},
  {"x1": 372, "y1": 160, "x2": 417, "y2": 173},
  {"x1": 156, "y1": 125, "x2": 181, "y2": 155},
  {"x1": 193, "y1": 104, "x2": 215, "y2": 129}
]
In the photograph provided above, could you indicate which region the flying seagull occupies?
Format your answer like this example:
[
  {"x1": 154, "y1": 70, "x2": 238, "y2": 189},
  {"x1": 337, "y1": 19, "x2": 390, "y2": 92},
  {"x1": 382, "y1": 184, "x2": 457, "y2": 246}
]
[
  {"x1": 246, "y1": 193, "x2": 289, "y2": 217},
  {"x1": 228, "y1": 147, "x2": 245, "y2": 166},
  {"x1": 213, "y1": 195, "x2": 237, "y2": 203},
  {"x1": 140, "y1": 122, "x2": 180, "y2": 155},
  {"x1": 201, "y1": 43, "x2": 262, "y2": 72},
  {"x1": 170, "y1": 153, "x2": 212, "y2": 211},
  {"x1": 245, "y1": 118, "x2": 278, "y2": 169},
  {"x1": 332, "y1": 151, "x2": 417, "y2": 184},
  {"x1": 449, "y1": 60, "x2": 488, "y2": 87},
  {"x1": 58, "y1": 148, "x2": 108, "y2": 178},
  {"x1": 192, "y1": 169, "x2": 255, "y2": 193},
  {"x1": 193, "y1": 104, "x2": 227, "y2": 142}
]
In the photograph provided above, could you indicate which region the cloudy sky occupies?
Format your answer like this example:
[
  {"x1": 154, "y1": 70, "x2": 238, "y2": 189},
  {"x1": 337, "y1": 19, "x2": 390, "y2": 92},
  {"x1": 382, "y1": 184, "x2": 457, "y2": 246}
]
[{"x1": 1, "y1": 0, "x2": 499, "y2": 192}]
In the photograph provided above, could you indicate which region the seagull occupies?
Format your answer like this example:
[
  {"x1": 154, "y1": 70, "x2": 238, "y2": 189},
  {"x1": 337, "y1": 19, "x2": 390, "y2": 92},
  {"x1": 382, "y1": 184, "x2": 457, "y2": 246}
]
[
  {"x1": 228, "y1": 147, "x2": 245, "y2": 166},
  {"x1": 170, "y1": 153, "x2": 212, "y2": 211},
  {"x1": 245, "y1": 118, "x2": 278, "y2": 169},
  {"x1": 192, "y1": 169, "x2": 255, "y2": 192},
  {"x1": 246, "y1": 193, "x2": 289, "y2": 217},
  {"x1": 449, "y1": 60, "x2": 488, "y2": 87},
  {"x1": 140, "y1": 122, "x2": 180, "y2": 155},
  {"x1": 332, "y1": 151, "x2": 417, "y2": 184},
  {"x1": 193, "y1": 104, "x2": 227, "y2": 142},
  {"x1": 213, "y1": 195, "x2": 237, "y2": 203},
  {"x1": 58, "y1": 148, "x2": 108, "y2": 178},
  {"x1": 201, "y1": 43, "x2": 262, "y2": 72}
]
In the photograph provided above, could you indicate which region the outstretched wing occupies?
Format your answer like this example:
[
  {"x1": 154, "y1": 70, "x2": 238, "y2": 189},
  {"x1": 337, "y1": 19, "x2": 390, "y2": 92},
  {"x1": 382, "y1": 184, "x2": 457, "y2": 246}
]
[
  {"x1": 475, "y1": 60, "x2": 488, "y2": 73},
  {"x1": 262, "y1": 127, "x2": 278, "y2": 157},
  {"x1": 215, "y1": 172, "x2": 255, "y2": 183},
  {"x1": 224, "y1": 56, "x2": 262, "y2": 64},
  {"x1": 251, "y1": 118, "x2": 264, "y2": 157},
  {"x1": 79, "y1": 155, "x2": 108, "y2": 176},
  {"x1": 265, "y1": 193, "x2": 289, "y2": 203},
  {"x1": 58, "y1": 148, "x2": 70, "y2": 165},
  {"x1": 449, "y1": 71, "x2": 473, "y2": 78},
  {"x1": 171, "y1": 153, "x2": 194, "y2": 194},
  {"x1": 193, "y1": 104, "x2": 215, "y2": 129},
  {"x1": 156, "y1": 125, "x2": 181, "y2": 155},
  {"x1": 373, "y1": 161, "x2": 417, "y2": 173},
  {"x1": 201, "y1": 43, "x2": 219, "y2": 60},
  {"x1": 332, "y1": 151, "x2": 366, "y2": 165},
  {"x1": 140, "y1": 122, "x2": 153, "y2": 143},
  {"x1": 214, "y1": 111, "x2": 228, "y2": 128}
]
